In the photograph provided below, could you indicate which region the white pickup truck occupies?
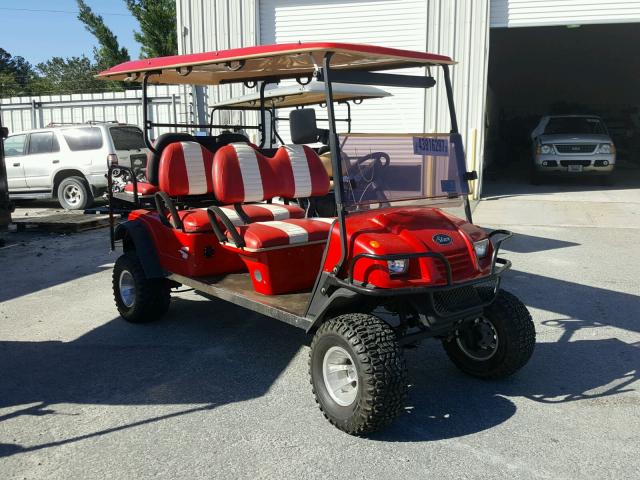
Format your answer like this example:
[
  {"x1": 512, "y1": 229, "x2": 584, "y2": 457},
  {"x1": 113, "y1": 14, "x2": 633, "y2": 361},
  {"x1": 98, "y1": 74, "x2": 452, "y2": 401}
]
[{"x1": 5, "y1": 122, "x2": 148, "y2": 210}]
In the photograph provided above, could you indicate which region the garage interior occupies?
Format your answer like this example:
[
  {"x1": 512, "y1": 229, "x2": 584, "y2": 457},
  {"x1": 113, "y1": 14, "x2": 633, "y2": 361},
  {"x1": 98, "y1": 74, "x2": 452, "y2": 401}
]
[{"x1": 484, "y1": 23, "x2": 640, "y2": 186}]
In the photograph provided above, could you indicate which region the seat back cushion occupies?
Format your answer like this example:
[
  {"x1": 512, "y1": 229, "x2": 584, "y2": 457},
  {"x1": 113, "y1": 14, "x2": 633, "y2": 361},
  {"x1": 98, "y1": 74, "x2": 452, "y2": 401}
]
[
  {"x1": 147, "y1": 132, "x2": 197, "y2": 186},
  {"x1": 158, "y1": 141, "x2": 214, "y2": 196},
  {"x1": 213, "y1": 143, "x2": 329, "y2": 204}
]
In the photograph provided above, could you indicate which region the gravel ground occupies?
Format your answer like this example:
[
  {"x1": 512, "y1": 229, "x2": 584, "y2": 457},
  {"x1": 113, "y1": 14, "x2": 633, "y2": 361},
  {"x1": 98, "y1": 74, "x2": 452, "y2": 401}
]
[{"x1": 1, "y1": 174, "x2": 638, "y2": 479}]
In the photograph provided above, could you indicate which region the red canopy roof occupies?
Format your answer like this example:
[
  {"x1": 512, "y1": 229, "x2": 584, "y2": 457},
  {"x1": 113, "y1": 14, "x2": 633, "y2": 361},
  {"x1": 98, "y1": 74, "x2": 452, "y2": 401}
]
[{"x1": 97, "y1": 42, "x2": 454, "y2": 86}]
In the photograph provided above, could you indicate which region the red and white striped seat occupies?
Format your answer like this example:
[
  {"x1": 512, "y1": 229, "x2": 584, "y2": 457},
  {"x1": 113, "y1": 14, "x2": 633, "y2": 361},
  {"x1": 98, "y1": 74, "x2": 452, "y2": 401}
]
[
  {"x1": 236, "y1": 217, "x2": 335, "y2": 250},
  {"x1": 211, "y1": 143, "x2": 331, "y2": 246},
  {"x1": 175, "y1": 203, "x2": 305, "y2": 233},
  {"x1": 154, "y1": 141, "x2": 307, "y2": 231}
]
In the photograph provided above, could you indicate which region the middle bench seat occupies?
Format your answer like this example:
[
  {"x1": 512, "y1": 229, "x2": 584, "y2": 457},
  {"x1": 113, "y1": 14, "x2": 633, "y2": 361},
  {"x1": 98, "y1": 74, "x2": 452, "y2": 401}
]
[{"x1": 210, "y1": 143, "x2": 333, "y2": 294}]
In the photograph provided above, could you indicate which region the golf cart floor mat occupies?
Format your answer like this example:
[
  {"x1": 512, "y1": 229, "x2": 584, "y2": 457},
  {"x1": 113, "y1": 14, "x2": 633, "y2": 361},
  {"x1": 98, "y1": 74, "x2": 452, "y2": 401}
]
[{"x1": 168, "y1": 271, "x2": 313, "y2": 329}]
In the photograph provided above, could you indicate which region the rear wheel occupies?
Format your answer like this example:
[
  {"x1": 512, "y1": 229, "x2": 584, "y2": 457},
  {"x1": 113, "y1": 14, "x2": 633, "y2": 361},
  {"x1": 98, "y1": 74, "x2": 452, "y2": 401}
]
[
  {"x1": 443, "y1": 289, "x2": 535, "y2": 379},
  {"x1": 57, "y1": 176, "x2": 93, "y2": 210},
  {"x1": 113, "y1": 253, "x2": 170, "y2": 323},
  {"x1": 309, "y1": 313, "x2": 407, "y2": 435}
]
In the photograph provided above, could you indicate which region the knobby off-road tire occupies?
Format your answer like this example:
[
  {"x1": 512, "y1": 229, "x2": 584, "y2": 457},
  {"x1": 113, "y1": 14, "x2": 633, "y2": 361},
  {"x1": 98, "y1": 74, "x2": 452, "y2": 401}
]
[
  {"x1": 309, "y1": 313, "x2": 408, "y2": 435},
  {"x1": 113, "y1": 253, "x2": 170, "y2": 323},
  {"x1": 443, "y1": 289, "x2": 535, "y2": 379}
]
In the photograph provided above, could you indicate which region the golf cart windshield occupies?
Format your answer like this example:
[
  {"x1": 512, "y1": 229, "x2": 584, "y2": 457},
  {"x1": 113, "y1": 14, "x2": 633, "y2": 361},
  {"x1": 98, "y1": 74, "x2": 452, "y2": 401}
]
[
  {"x1": 544, "y1": 117, "x2": 606, "y2": 135},
  {"x1": 338, "y1": 133, "x2": 469, "y2": 211}
]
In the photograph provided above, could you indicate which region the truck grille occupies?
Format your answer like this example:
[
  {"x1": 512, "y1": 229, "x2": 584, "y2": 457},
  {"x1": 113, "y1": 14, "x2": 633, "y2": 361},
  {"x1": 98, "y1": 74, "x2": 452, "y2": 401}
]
[
  {"x1": 555, "y1": 144, "x2": 596, "y2": 154},
  {"x1": 560, "y1": 160, "x2": 591, "y2": 167}
]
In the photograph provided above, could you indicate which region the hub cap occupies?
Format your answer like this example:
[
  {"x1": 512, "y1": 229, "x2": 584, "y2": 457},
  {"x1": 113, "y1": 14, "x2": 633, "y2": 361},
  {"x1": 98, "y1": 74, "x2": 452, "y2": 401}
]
[
  {"x1": 322, "y1": 346, "x2": 358, "y2": 407},
  {"x1": 119, "y1": 270, "x2": 136, "y2": 308},
  {"x1": 63, "y1": 184, "x2": 82, "y2": 207},
  {"x1": 456, "y1": 316, "x2": 499, "y2": 361}
]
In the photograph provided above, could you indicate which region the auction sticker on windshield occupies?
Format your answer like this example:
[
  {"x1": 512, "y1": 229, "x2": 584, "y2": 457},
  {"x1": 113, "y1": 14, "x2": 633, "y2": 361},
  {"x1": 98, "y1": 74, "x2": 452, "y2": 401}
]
[{"x1": 413, "y1": 136, "x2": 449, "y2": 157}]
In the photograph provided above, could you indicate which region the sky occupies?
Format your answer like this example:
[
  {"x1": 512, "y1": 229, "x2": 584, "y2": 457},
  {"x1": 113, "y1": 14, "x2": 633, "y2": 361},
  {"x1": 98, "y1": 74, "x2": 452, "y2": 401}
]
[{"x1": 0, "y1": 0, "x2": 140, "y2": 66}]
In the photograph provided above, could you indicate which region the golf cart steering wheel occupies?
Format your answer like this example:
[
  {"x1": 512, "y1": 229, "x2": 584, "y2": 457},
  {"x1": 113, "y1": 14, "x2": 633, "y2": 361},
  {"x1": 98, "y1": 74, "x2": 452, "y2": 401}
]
[{"x1": 344, "y1": 151, "x2": 391, "y2": 205}]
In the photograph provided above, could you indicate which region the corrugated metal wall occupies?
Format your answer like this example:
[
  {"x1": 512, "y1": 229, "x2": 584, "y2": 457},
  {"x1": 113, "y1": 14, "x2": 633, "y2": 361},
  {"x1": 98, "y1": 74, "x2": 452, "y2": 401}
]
[
  {"x1": 491, "y1": 0, "x2": 640, "y2": 28},
  {"x1": 0, "y1": 85, "x2": 186, "y2": 139},
  {"x1": 175, "y1": 0, "x2": 489, "y2": 197},
  {"x1": 176, "y1": 0, "x2": 260, "y2": 138}
]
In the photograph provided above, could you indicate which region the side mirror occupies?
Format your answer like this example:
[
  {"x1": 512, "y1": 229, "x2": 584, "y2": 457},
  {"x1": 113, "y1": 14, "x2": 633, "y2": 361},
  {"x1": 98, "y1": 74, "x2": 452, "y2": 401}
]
[
  {"x1": 289, "y1": 108, "x2": 319, "y2": 144},
  {"x1": 0, "y1": 127, "x2": 8, "y2": 140}
]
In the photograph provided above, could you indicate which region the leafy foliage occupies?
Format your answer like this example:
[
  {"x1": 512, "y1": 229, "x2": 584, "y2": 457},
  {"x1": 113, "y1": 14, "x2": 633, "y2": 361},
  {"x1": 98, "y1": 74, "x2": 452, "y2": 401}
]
[
  {"x1": 77, "y1": 0, "x2": 130, "y2": 70},
  {"x1": 0, "y1": 48, "x2": 37, "y2": 96},
  {"x1": 125, "y1": 0, "x2": 178, "y2": 58}
]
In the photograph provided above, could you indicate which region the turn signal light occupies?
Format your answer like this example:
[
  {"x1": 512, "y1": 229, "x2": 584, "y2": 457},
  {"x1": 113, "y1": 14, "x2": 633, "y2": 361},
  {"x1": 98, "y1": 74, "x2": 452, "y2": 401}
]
[{"x1": 107, "y1": 154, "x2": 118, "y2": 166}]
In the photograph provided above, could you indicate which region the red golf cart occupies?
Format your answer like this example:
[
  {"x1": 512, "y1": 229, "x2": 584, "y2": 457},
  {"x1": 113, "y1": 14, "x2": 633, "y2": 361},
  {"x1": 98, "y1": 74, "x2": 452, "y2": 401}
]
[{"x1": 99, "y1": 43, "x2": 535, "y2": 435}]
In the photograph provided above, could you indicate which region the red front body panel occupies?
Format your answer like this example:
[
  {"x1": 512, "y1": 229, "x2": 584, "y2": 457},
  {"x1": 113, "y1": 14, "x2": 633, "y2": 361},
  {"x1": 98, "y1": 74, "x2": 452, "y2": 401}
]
[{"x1": 322, "y1": 207, "x2": 493, "y2": 288}]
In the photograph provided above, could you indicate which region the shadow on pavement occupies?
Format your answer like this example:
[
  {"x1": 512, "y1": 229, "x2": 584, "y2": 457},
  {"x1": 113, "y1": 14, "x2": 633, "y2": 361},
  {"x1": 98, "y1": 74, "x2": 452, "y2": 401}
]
[
  {"x1": 493, "y1": 231, "x2": 580, "y2": 254},
  {"x1": 2, "y1": 286, "x2": 638, "y2": 451},
  {"x1": 0, "y1": 297, "x2": 305, "y2": 457},
  {"x1": 377, "y1": 320, "x2": 638, "y2": 442},
  {"x1": 0, "y1": 229, "x2": 112, "y2": 302}
]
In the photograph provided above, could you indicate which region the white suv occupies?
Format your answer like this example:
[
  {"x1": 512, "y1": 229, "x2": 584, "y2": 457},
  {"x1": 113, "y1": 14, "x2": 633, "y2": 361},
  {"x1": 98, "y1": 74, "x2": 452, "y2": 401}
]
[{"x1": 5, "y1": 122, "x2": 148, "y2": 210}]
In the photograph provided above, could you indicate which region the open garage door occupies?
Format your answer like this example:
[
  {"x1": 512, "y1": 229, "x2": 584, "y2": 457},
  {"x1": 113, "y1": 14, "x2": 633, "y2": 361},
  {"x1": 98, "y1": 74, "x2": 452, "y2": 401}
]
[{"x1": 484, "y1": 23, "x2": 640, "y2": 190}]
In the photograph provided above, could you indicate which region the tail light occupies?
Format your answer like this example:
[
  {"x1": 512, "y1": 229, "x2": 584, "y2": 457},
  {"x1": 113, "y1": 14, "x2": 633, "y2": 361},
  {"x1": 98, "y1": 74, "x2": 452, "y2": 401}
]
[{"x1": 107, "y1": 154, "x2": 118, "y2": 166}]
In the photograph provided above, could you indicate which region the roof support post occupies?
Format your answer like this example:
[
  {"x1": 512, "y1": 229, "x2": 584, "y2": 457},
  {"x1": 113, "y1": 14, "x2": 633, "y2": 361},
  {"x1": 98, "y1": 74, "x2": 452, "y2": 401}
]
[
  {"x1": 141, "y1": 72, "x2": 156, "y2": 152},
  {"x1": 443, "y1": 64, "x2": 473, "y2": 224},
  {"x1": 322, "y1": 53, "x2": 349, "y2": 274}
]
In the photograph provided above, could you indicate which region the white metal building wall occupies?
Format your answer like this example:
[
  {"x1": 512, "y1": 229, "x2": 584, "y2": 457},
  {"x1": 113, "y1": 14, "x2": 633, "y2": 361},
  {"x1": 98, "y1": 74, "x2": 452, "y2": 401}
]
[
  {"x1": 491, "y1": 0, "x2": 640, "y2": 28},
  {"x1": 175, "y1": 0, "x2": 490, "y2": 197},
  {"x1": 0, "y1": 85, "x2": 185, "y2": 139},
  {"x1": 176, "y1": 0, "x2": 260, "y2": 136},
  {"x1": 259, "y1": 0, "x2": 490, "y2": 196}
]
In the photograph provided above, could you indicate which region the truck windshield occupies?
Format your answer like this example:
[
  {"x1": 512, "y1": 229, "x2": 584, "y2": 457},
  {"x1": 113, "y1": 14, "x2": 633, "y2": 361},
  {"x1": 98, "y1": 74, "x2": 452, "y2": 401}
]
[
  {"x1": 544, "y1": 117, "x2": 606, "y2": 135},
  {"x1": 110, "y1": 126, "x2": 145, "y2": 150},
  {"x1": 337, "y1": 133, "x2": 469, "y2": 211}
]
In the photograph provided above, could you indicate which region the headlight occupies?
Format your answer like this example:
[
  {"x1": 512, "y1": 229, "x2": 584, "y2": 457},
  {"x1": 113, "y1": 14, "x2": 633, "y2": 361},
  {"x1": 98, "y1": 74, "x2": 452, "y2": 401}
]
[
  {"x1": 387, "y1": 259, "x2": 408, "y2": 275},
  {"x1": 598, "y1": 143, "x2": 613, "y2": 154},
  {"x1": 540, "y1": 144, "x2": 554, "y2": 155},
  {"x1": 473, "y1": 239, "x2": 490, "y2": 259}
]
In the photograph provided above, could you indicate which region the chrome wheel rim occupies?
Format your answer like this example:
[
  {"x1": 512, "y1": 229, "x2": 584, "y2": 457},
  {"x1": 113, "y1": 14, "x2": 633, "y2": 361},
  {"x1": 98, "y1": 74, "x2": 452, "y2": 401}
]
[
  {"x1": 456, "y1": 316, "x2": 499, "y2": 361},
  {"x1": 322, "y1": 346, "x2": 358, "y2": 407},
  {"x1": 119, "y1": 270, "x2": 136, "y2": 308},
  {"x1": 63, "y1": 184, "x2": 82, "y2": 206}
]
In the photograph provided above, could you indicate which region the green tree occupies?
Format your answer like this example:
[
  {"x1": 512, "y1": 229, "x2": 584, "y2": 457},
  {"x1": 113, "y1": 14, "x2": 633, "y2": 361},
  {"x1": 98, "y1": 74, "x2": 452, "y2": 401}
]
[
  {"x1": 77, "y1": 0, "x2": 130, "y2": 70},
  {"x1": 34, "y1": 56, "x2": 122, "y2": 94},
  {"x1": 0, "y1": 48, "x2": 37, "y2": 96},
  {"x1": 125, "y1": 0, "x2": 178, "y2": 58}
]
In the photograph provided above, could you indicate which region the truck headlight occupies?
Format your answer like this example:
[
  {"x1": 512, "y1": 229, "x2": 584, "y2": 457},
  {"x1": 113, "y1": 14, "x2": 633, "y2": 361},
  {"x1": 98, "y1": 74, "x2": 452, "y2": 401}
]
[
  {"x1": 540, "y1": 144, "x2": 554, "y2": 155},
  {"x1": 473, "y1": 239, "x2": 490, "y2": 259},
  {"x1": 597, "y1": 143, "x2": 614, "y2": 154},
  {"x1": 387, "y1": 259, "x2": 408, "y2": 275}
]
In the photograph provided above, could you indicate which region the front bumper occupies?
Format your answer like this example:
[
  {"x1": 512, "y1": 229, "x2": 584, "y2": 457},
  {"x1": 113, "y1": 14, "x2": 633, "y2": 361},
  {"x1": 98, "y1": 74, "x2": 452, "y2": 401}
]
[
  {"x1": 335, "y1": 230, "x2": 513, "y2": 319},
  {"x1": 534, "y1": 154, "x2": 615, "y2": 174}
]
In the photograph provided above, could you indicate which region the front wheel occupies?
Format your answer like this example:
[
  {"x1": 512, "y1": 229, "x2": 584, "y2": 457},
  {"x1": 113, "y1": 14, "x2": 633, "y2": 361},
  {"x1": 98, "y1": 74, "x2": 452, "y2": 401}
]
[
  {"x1": 443, "y1": 289, "x2": 535, "y2": 379},
  {"x1": 113, "y1": 253, "x2": 170, "y2": 323},
  {"x1": 309, "y1": 313, "x2": 407, "y2": 435}
]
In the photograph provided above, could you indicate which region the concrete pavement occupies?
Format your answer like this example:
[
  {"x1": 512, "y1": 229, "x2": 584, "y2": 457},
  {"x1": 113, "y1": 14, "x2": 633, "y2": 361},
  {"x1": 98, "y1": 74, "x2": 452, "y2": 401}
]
[{"x1": 0, "y1": 173, "x2": 638, "y2": 479}]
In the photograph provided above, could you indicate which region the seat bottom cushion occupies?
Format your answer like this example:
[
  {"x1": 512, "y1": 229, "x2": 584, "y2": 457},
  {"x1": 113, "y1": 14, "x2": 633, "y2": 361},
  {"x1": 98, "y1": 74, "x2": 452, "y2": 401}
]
[
  {"x1": 177, "y1": 203, "x2": 306, "y2": 233},
  {"x1": 124, "y1": 182, "x2": 158, "y2": 196},
  {"x1": 236, "y1": 218, "x2": 335, "y2": 250}
]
